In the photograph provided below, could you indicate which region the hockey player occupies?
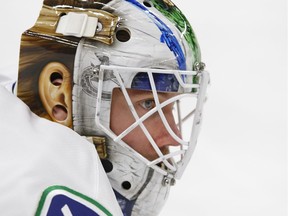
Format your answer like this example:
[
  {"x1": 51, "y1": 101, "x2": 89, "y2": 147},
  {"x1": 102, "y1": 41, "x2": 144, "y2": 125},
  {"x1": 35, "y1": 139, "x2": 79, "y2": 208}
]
[{"x1": 0, "y1": 0, "x2": 209, "y2": 215}]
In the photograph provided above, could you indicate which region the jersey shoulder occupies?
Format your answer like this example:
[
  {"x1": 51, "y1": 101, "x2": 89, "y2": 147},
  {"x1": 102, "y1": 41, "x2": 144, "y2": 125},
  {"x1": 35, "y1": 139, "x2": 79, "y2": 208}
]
[{"x1": 0, "y1": 85, "x2": 122, "y2": 215}]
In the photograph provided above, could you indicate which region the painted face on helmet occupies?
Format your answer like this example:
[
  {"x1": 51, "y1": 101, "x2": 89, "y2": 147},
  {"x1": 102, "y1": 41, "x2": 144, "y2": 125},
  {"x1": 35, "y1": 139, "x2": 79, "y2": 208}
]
[{"x1": 38, "y1": 62, "x2": 73, "y2": 127}]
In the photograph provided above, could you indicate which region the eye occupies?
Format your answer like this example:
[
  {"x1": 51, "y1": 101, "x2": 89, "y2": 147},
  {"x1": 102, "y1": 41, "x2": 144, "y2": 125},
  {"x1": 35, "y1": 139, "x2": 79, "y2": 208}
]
[{"x1": 139, "y1": 99, "x2": 155, "y2": 110}]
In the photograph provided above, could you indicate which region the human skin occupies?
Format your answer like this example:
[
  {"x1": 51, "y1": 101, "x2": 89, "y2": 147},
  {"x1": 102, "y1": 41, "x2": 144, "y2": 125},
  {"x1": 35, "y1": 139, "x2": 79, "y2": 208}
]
[{"x1": 110, "y1": 88, "x2": 181, "y2": 161}]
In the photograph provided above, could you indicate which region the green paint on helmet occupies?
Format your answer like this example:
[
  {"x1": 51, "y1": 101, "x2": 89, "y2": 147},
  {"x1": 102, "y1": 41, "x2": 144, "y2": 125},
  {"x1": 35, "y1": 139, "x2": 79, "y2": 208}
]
[{"x1": 150, "y1": 0, "x2": 201, "y2": 66}]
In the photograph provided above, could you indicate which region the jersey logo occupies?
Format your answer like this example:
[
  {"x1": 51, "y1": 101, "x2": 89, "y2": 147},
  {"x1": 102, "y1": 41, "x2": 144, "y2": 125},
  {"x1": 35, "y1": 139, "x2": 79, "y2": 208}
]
[{"x1": 35, "y1": 186, "x2": 112, "y2": 216}]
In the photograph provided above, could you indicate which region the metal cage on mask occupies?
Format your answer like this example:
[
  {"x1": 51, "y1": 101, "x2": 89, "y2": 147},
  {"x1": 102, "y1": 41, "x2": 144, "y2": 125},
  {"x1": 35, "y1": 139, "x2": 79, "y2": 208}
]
[{"x1": 95, "y1": 65, "x2": 209, "y2": 179}]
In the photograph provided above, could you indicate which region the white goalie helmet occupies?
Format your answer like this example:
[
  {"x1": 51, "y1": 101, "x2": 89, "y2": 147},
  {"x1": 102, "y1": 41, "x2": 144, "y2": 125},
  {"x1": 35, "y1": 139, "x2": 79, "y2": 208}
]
[{"x1": 17, "y1": 0, "x2": 209, "y2": 215}]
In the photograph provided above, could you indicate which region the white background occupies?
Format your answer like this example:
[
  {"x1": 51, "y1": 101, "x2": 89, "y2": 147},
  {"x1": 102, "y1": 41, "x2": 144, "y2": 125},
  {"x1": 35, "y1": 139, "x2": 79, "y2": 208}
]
[{"x1": 0, "y1": 0, "x2": 286, "y2": 216}]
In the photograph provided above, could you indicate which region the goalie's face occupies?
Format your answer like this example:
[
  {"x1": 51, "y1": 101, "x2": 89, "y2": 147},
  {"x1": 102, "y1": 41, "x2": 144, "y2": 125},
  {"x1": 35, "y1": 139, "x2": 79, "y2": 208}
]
[{"x1": 110, "y1": 88, "x2": 181, "y2": 161}]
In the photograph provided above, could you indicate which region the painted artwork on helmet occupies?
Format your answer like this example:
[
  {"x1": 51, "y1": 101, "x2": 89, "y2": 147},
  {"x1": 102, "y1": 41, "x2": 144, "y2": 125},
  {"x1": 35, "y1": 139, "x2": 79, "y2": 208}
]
[{"x1": 17, "y1": 0, "x2": 119, "y2": 129}]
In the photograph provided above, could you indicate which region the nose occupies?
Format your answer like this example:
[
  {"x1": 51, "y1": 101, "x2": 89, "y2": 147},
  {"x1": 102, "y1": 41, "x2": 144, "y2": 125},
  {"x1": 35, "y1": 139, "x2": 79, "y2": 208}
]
[
  {"x1": 152, "y1": 110, "x2": 182, "y2": 148},
  {"x1": 48, "y1": 78, "x2": 69, "y2": 121},
  {"x1": 49, "y1": 77, "x2": 69, "y2": 106}
]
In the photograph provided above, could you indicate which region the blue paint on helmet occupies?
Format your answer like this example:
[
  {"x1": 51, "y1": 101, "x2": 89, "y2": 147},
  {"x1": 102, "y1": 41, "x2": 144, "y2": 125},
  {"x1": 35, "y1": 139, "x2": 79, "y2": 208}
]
[
  {"x1": 125, "y1": 0, "x2": 186, "y2": 70},
  {"x1": 131, "y1": 72, "x2": 179, "y2": 92}
]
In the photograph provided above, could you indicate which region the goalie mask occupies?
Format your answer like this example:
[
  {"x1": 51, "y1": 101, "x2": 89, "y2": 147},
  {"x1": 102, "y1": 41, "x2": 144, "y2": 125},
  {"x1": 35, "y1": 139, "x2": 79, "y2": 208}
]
[{"x1": 17, "y1": 0, "x2": 210, "y2": 215}]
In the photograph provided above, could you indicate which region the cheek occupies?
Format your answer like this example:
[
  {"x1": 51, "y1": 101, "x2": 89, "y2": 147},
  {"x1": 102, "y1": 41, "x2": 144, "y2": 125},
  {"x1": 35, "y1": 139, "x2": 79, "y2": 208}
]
[
  {"x1": 122, "y1": 126, "x2": 144, "y2": 142},
  {"x1": 110, "y1": 106, "x2": 151, "y2": 150},
  {"x1": 110, "y1": 114, "x2": 126, "y2": 135},
  {"x1": 110, "y1": 100, "x2": 134, "y2": 135},
  {"x1": 121, "y1": 126, "x2": 152, "y2": 154}
]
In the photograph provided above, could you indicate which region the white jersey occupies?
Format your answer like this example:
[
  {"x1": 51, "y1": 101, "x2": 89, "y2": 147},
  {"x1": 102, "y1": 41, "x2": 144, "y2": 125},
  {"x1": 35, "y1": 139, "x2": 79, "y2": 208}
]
[{"x1": 0, "y1": 85, "x2": 123, "y2": 215}]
